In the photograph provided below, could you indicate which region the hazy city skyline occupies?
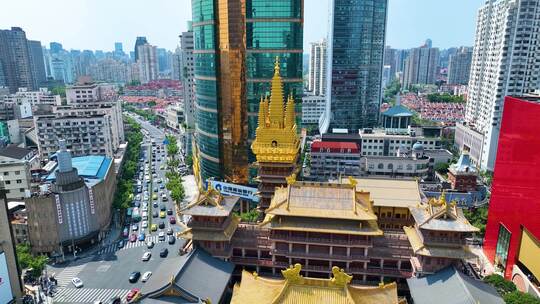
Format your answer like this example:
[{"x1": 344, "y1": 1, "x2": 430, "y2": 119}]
[{"x1": 1, "y1": 0, "x2": 484, "y2": 52}]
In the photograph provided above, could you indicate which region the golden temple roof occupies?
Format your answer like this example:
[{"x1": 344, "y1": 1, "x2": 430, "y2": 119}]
[
  {"x1": 231, "y1": 264, "x2": 403, "y2": 304},
  {"x1": 266, "y1": 180, "x2": 378, "y2": 221},
  {"x1": 409, "y1": 193, "x2": 479, "y2": 232},
  {"x1": 251, "y1": 57, "x2": 300, "y2": 164},
  {"x1": 179, "y1": 216, "x2": 240, "y2": 242},
  {"x1": 341, "y1": 178, "x2": 422, "y2": 208},
  {"x1": 403, "y1": 226, "x2": 477, "y2": 260}
]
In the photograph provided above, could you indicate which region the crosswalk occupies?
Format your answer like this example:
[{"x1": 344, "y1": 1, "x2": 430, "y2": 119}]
[
  {"x1": 55, "y1": 264, "x2": 87, "y2": 287},
  {"x1": 53, "y1": 287, "x2": 130, "y2": 303},
  {"x1": 97, "y1": 235, "x2": 180, "y2": 254}
]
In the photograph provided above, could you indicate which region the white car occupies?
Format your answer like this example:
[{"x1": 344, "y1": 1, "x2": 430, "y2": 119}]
[
  {"x1": 142, "y1": 252, "x2": 152, "y2": 261},
  {"x1": 158, "y1": 231, "x2": 165, "y2": 241},
  {"x1": 142, "y1": 271, "x2": 152, "y2": 282},
  {"x1": 72, "y1": 277, "x2": 83, "y2": 288},
  {"x1": 141, "y1": 221, "x2": 148, "y2": 228}
]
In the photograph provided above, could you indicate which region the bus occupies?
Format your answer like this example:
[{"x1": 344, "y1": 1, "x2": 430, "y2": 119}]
[{"x1": 132, "y1": 207, "x2": 141, "y2": 222}]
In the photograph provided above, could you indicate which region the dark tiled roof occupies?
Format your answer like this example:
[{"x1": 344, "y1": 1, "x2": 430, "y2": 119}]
[
  {"x1": 0, "y1": 145, "x2": 32, "y2": 160},
  {"x1": 407, "y1": 267, "x2": 505, "y2": 304}
]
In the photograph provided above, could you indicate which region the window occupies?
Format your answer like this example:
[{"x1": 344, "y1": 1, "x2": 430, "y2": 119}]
[
  {"x1": 15, "y1": 171, "x2": 20, "y2": 175},
  {"x1": 16, "y1": 180, "x2": 22, "y2": 184},
  {"x1": 495, "y1": 224, "x2": 511, "y2": 274},
  {"x1": 5, "y1": 180, "x2": 10, "y2": 185},
  {"x1": 377, "y1": 163, "x2": 384, "y2": 169}
]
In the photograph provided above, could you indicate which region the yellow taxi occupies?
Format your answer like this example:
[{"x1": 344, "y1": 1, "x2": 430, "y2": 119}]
[
  {"x1": 151, "y1": 224, "x2": 158, "y2": 232},
  {"x1": 160, "y1": 211, "x2": 166, "y2": 218}
]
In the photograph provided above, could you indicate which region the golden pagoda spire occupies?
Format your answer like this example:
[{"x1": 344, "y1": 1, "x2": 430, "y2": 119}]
[
  {"x1": 268, "y1": 56, "x2": 285, "y2": 128},
  {"x1": 257, "y1": 96, "x2": 266, "y2": 130},
  {"x1": 285, "y1": 93, "x2": 296, "y2": 130}
]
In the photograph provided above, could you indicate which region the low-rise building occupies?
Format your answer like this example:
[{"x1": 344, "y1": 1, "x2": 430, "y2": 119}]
[
  {"x1": 26, "y1": 141, "x2": 116, "y2": 256},
  {"x1": 66, "y1": 81, "x2": 116, "y2": 104},
  {"x1": 7, "y1": 201, "x2": 27, "y2": 244},
  {"x1": 0, "y1": 145, "x2": 39, "y2": 200},
  {"x1": 359, "y1": 127, "x2": 442, "y2": 157},
  {"x1": 447, "y1": 151, "x2": 478, "y2": 192},
  {"x1": 1, "y1": 87, "x2": 61, "y2": 106},
  {"x1": 301, "y1": 94, "x2": 326, "y2": 125},
  {"x1": 165, "y1": 103, "x2": 184, "y2": 130},
  {"x1": 363, "y1": 142, "x2": 432, "y2": 179},
  {"x1": 310, "y1": 141, "x2": 361, "y2": 180}
]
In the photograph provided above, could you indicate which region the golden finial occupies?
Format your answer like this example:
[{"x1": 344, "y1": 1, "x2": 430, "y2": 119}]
[
  {"x1": 330, "y1": 266, "x2": 353, "y2": 287},
  {"x1": 439, "y1": 190, "x2": 447, "y2": 206},
  {"x1": 286, "y1": 173, "x2": 296, "y2": 185},
  {"x1": 348, "y1": 176, "x2": 358, "y2": 188},
  {"x1": 253, "y1": 271, "x2": 259, "y2": 280},
  {"x1": 274, "y1": 56, "x2": 280, "y2": 75},
  {"x1": 282, "y1": 264, "x2": 303, "y2": 284}
]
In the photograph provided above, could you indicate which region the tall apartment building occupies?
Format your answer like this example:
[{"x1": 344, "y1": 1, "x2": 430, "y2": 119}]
[
  {"x1": 383, "y1": 46, "x2": 397, "y2": 83},
  {"x1": 137, "y1": 43, "x2": 158, "y2": 83},
  {"x1": 192, "y1": 0, "x2": 303, "y2": 182},
  {"x1": 402, "y1": 45, "x2": 439, "y2": 88},
  {"x1": 320, "y1": 0, "x2": 388, "y2": 134},
  {"x1": 28, "y1": 40, "x2": 47, "y2": 88},
  {"x1": 0, "y1": 27, "x2": 34, "y2": 93},
  {"x1": 447, "y1": 47, "x2": 472, "y2": 85},
  {"x1": 133, "y1": 36, "x2": 148, "y2": 62},
  {"x1": 180, "y1": 23, "x2": 195, "y2": 129},
  {"x1": 456, "y1": 0, "x2": 540, "y2": 171},
  {"x1": 308, "y1": 39, "x2": 327, "y2": 96}
]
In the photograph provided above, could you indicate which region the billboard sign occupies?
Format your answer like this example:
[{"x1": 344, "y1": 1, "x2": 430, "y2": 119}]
[
  {"x1": 209, "y1": 180, "x2": 259, "y2": 202},
  {"x1": 0, "y1": 252, "x2": 14, "y2": 304}
]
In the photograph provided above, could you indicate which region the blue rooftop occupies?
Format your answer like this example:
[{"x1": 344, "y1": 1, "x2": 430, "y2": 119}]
[
  {"x1": 46, "y1": 155, "x2": 112, "y2": 182},
  {"x1": 382, "y1": 105, "x2": 413, "y2": 117}
]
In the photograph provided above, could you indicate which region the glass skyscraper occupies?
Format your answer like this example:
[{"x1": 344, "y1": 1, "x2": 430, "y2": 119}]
[
  {"x1": 319, "y1": 0, "x2": 388, "y2": 134},
  {"x1": 192, "y1": 0, "x2": 303, "y2": 183}
]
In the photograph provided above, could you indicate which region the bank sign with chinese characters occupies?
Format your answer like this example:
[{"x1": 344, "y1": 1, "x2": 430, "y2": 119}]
[
  {"x1": 0, "y1": 252, "x2": 14, "y2": 304},
  {"x1": 209, "y1": 181, "x2": 259, "y2": 202}
]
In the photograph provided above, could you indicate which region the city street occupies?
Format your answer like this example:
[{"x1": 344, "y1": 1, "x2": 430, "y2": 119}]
[{"x1": 44, "y1": 114, "x2": 193, "y2": 304}]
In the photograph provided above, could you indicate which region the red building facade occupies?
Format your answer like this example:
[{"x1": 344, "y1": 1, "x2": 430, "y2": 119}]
[{"x1": 483, "y1": 96, "x2": 540, "y2": 279}]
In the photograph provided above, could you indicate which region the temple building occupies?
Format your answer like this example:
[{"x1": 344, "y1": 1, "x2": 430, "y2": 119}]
[
  {"x1": 251, "y1": 57, "x2": 300, "y2": 209},
  {"x1": 179, "y1": 145, "x2": 241, "y2": 259},
  {"x1": 231, "y1": 264, "x2": 406, "y2": 304},
  {"x1": 403, "y1": 195, "x2": 479, "y2": 276}
]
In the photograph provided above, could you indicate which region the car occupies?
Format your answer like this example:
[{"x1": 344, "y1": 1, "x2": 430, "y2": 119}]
[
  {"x1": 126, "y1": 288, "x2": 140, "y2": 301},
  {"x1": 168, "y1": 235, "x2": 176, "y2": 245},
  {"x1": 129, "y1": 271, "x2": 141, "y2": 283},
  {"x1": 106, "y1": 296, "x2": 121, "y2": 304},
  {"x1": 158, "y1": 221, "x2": 165, "y2": 229},
  {"x1": 72, "y1": 277, "x2": 83, "y2": 288},
  {"x1": 159, "y1": 248, "x2": 169, "y2": 257},
  {"x1": 159, "y1": 211, "x2": 166, "y2": 218},
  {"x1": 132, "y1": 224, "x2": 138, "y2": 231},
  {"x1": 166, "y1": 227, "x2": 174, "y2": 235},
  {"x1": 160, "y1": 205, "x2": 166, "y2": 211},
  {"x1": 141, "y1": 221, "x2": 148, "y2": 228},
  {"x1": 117, "y1": 240, "x2": 124, "y2": 249},
  {"x1": 142, "y1": 251, "x2": 151, "y2": 261},
  {"x1": 169, "y1": 217, "x2": 176, "y2": 225},
  {"x1": 152, "y1": 211, "x2": 158, "y2": 218},
  {"x1": 157, "y1": 179, "x2": 162, "y2": 184},
  {"x1": 133, "y1": 201, "x2": 140, "y2": 208},
  {"x1": 160, "y1": 184, "x2": 165, "y2": 189},
  {"x1": 142, "y1": 271, "x2": 152, "y2": 282},
  {"x1": 141, "y1": 205, "x2": 148, "y2": 212},
  {"x1": 147, "y1": 241, "x2": 155, "y2": 248},
  {"x1": 129, "y1": 234, "x2": 137, "y2": 242},
  {"x1": 151, "y1": 224, "x2": 158, "y2": 231},
  {"x1": 153, "y1": 202, "x2": 158, "y2": 208},
  {"x1": 122, "y1": 228, "x2": 129, "y2": 237},
  {"x1": 138, "y1": 233, "x2": 145, "y2": 241},
  {"x1": 158, "y1": 231, "x2": 165, "y2": 241},
  {"x1": 167, "y1": 209, "x2": 173, "y2": 215},
  {"x1": 152, "y1": 193, "x2": 158, "y2": 200}
]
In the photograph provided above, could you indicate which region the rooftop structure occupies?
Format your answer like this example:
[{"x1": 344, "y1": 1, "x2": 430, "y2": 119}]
[
  {"x1": 381, "y1": 104, "x2": 413, "y2": 131},
  {"x1": 404, "y1": 194, "x2": 479, "y2": 276},
  {"x1": 135, "y1": 248, "x2": 234, "y2": 303},
  {"x1": 407, "y1": 266, "x2": 504, "y2": 304},
  {"x1": 309, "y1": 141, "x2": 361, "y2": 180},
  {"x1": 251, "y1": 58, "x2": 300, "y2": 209},
  {"x1": 45, "y1": 155, "x2": 112, "y2": 184},
  {"x1": 447, "y1": 151, "x2": 478, "y2": 192},
  {"x1": 231, "y1": 264, "x2": 405, "y2": 304}
]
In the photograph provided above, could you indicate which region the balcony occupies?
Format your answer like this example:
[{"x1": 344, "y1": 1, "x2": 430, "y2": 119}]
[
  {"x1": 231, "y1": 256, "x2": 273, "y2": 267},
  {"x1": 271, "y1": 234, "x2": 372, "y2": 247},
  {"x1": 188, "y1": 217, "x2": 230, "y2": 229},
  {"x1": 349, "y1": 267, "x2": 413, "y2": 278},
  {"x1": 422, "y1": 236, "x2": 467, "y2": 246},
  {"x1": 273, "y1": 249, "x2": 370, "y2": 262}
]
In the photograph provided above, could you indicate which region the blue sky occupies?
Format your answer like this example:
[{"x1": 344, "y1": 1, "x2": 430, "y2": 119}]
[{"x1": 0, "y1": 0, "x2": 484, "y2": 52}]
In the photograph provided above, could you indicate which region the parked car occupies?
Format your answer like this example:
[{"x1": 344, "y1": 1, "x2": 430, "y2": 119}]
[
  {"x1": 141, "y1": 271, "x2": 152, "y2": 282},
  {"x1": 126, "y1": 288, "x2": 140, "y2": 301},
  {"x1": 159, "y1": 248, "x2": 168, "y2": 257},
  {"x1": 71, "y1": 277, "x2": 83, "y2": 288},
  {"x1": 129, "y1": 271, "x2": 141, "y2": 283}
]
